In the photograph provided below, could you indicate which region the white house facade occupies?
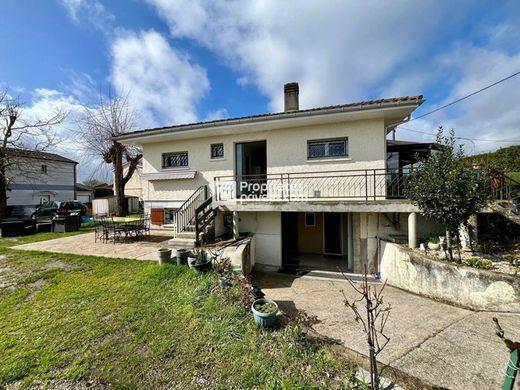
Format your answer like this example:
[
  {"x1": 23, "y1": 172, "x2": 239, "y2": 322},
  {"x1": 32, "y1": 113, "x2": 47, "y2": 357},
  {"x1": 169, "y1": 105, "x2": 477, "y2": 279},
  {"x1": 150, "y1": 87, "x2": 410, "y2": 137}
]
[
  {"x1": 115, "y1": 83, "x2": 440, "y2": 273},
  {"x1": 6, "y1": 149, "x2": 77, "y2": 209}
]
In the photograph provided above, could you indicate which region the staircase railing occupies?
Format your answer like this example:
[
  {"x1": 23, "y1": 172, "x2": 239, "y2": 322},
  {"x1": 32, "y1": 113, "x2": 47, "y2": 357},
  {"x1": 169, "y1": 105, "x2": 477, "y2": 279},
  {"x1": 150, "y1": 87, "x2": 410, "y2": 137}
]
[
  {"x1": 490, "y1": 171, "x2": 520, "y2": 202},
  {"x1": 195, "y1": 196, "x2": 217, "y2": 246},
  {"x1": 174, "y1": 185, "x2": 208, "y2": 233}
]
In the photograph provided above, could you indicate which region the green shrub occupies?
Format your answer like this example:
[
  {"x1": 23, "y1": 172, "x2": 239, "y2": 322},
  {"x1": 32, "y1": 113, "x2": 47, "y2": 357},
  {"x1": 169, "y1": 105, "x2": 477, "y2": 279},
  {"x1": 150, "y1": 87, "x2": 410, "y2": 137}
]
[{"x1": 463, "y1": 258, "x2": 493, "y2": 270}]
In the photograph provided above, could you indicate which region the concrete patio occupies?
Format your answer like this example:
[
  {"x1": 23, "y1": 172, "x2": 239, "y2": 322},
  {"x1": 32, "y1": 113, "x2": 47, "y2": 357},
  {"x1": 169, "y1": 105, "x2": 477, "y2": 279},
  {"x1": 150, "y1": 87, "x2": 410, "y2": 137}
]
[
  {"x1": 12, "y1": 231, "x2": 174, "y2": 261},
  {"x1": 254, "y1": 271, "x2": 520, "y2": 390}
]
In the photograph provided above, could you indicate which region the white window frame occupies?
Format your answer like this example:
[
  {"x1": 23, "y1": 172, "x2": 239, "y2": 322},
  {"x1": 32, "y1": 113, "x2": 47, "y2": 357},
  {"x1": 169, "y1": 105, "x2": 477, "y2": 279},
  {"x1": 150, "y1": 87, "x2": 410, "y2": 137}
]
[{"x1": 307, "y1": 138, "x2": 348, "y2": 160}]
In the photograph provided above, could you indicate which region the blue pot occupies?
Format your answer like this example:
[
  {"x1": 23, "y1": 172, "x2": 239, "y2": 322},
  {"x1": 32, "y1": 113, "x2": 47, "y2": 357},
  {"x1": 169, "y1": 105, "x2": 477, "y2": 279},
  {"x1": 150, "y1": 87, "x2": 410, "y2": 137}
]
[{"x1": 251, "y1": 298, "x2": 278, "y2": 328}]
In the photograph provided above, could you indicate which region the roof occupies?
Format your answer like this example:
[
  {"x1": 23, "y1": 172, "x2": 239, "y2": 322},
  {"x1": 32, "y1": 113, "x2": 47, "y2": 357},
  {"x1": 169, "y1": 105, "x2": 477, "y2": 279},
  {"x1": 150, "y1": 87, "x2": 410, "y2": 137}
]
[
  {"x1": 115, "y1": 95, "x2": 424, "y2": 141},
  {"x1": 75, "y1": 183, "x2": 93, "y2": 191},
  {"x1": 6, "y1": 148, "x2": 77, "y2": 164}
]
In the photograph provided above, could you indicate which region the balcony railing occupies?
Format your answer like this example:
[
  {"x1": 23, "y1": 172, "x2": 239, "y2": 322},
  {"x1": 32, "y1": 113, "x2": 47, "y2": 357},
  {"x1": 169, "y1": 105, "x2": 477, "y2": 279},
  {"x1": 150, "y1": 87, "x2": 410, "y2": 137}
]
[{"x1": 214, "y1": 168, "x2": 410, "y2": 202}]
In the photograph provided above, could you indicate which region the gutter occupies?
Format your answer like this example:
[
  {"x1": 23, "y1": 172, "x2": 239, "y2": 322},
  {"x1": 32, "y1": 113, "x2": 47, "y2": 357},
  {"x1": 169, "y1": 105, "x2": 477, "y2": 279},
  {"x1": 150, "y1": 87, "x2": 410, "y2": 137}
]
[{"x1": 114, "y1": 99, "x2": 424, "y2": 142}]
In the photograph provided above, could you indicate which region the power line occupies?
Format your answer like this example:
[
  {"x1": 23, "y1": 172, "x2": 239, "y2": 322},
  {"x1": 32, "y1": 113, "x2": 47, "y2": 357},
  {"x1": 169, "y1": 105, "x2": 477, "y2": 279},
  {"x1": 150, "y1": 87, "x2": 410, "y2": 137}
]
[
  {"x1": 397, "y1": 126, "x2": 520, "y2": 143},
  {"x1": 409, "y1": 70, "x2": 520, "y2": 122}
]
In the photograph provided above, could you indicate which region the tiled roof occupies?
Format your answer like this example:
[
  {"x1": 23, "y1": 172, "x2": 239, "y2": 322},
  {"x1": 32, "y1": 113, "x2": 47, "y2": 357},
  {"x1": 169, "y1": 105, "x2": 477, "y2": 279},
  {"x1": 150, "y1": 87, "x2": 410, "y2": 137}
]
[
  {"x1": 6, "y1": 148, "x2": 77, "y2": 164},
  {"x1": 116, "y1": 95, "x2": 424, "y2": 140}
]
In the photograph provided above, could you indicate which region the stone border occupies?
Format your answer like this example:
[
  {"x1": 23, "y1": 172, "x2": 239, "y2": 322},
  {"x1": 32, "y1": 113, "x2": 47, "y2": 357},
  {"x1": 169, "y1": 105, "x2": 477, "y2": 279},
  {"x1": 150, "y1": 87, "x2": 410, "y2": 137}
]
[{"x1": 380, "y1": 242, "x2": 520, "y2": 312}]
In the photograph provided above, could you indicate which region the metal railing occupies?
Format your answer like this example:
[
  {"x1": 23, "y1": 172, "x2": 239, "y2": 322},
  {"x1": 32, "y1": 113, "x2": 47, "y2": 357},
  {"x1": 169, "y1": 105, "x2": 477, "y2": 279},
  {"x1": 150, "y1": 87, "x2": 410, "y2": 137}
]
[
  {"x1": 490, "y1": 171, "x2": 520, "y2": 203},
  {"x1": 214, "y1": 168, "x2": 410, "y2": 202},
  {"x1": 174, "y1": 185, "x2": 208, "y2": 232}
]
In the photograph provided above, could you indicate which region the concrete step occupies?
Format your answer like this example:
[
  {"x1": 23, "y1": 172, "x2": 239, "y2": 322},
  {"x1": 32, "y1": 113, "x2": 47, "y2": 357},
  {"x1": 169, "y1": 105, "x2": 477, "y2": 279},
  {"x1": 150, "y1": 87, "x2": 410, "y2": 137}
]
[
  {"x1": 491, "y1": 201, "x2": 520, "y2": 226},
  {"x1": 176, "y1": 231, "x2": 196, "y2": 239},
  {"x1": 168, "y1": 237, "x2": 196, "y2": 249}
]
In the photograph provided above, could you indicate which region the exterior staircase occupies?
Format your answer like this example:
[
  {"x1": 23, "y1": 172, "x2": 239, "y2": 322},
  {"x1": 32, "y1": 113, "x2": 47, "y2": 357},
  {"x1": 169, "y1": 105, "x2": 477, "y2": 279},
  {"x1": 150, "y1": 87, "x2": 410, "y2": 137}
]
[
  {"x1": 168, "y1": 185, "x2": 217, "y2": 249},
  {"x1": 489, "y1": 172, "x2": 520, "y2": 226}
]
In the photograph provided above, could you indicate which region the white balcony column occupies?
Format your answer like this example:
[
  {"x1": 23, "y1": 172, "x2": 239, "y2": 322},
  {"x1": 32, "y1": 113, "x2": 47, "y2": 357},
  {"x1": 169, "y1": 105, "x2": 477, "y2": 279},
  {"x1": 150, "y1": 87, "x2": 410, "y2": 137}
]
[
  {"x1": 347, "y1": 213, "x2": 353, "y2": 269},
  {"x1": 408, "y1": 212, "x2": 417, "y2": 249},
  {"x1": 233, "y1": 211, "x2": 239, "y2": 240}
]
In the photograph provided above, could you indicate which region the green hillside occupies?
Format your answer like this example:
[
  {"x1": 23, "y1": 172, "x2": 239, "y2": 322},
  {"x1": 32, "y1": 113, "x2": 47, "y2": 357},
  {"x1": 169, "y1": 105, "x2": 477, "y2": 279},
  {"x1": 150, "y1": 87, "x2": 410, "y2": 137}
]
[{"x1": 465, "y1": 145, "x2": 520, "y2": 179}]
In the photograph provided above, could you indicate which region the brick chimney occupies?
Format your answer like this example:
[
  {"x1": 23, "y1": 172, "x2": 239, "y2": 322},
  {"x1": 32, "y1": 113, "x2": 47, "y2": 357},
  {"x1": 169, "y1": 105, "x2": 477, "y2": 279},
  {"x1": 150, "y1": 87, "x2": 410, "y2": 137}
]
[{"x1": 284, "y1": 82, "x2": 299, "y2": 112}]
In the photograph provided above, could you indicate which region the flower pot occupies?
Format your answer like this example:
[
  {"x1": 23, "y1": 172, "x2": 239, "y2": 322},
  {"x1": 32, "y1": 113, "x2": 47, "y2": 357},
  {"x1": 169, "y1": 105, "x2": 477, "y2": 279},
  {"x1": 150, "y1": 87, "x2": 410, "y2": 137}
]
[
  {"x1": 176, "y1": 249, "x2": 189, "y2": 266},
  {"x1": 251, "y1": 298, "x2": 278, "y2": 328},
  {"x1": 157, "y1": 248, "x2": 172, "y2": 264},
  {"x1": 189, "y1": 258, "x2": 212, "y2": 274},
  {"x1": 428, "y1": 242, "x2": 440, "y2": 251}
]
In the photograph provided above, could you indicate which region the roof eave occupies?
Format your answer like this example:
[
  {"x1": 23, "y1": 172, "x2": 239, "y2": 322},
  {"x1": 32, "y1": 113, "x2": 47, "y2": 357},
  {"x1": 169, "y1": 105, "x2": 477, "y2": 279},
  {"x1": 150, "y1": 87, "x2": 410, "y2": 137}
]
[{"x1": 114, "y1": 98, "x2": 424, "y2": 143}]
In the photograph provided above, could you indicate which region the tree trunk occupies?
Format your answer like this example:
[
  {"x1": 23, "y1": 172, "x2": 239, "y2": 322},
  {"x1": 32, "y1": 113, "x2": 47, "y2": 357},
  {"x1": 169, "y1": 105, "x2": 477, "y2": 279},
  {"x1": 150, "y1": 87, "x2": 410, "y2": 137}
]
[
  {"x1": 113, "y1": 148, "x2": 128, "y2": 217},
  {"x1": 0, "y1": 165, "x2": 7, "y2": 220}
]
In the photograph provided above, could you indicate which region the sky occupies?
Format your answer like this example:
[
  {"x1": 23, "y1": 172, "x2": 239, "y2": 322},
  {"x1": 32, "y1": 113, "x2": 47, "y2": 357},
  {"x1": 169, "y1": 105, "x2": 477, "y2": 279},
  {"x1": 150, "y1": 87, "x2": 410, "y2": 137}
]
[{"x1": 1, "y1": 0, "x2": 519, "y2": 181}]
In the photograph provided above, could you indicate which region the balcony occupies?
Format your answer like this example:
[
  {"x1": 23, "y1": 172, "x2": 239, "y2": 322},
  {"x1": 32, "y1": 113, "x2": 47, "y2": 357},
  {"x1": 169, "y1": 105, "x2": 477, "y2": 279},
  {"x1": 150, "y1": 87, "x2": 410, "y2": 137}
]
[{"x1": 214, "y1": 168, "x2": 410, "y2": 203}]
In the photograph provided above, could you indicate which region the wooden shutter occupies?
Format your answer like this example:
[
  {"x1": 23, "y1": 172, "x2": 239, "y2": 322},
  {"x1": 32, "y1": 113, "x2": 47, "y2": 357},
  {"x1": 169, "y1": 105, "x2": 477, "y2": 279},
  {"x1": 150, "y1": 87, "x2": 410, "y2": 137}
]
[{"x1": 151, "y1": 208, "x2": 164, "y2": 225}]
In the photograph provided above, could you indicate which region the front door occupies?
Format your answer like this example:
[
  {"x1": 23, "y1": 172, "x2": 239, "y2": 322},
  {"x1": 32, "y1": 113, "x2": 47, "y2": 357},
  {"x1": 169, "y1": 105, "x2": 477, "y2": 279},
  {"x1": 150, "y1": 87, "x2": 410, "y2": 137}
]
[
  {"x1": 235, "y1": 141, "x2": 267, "y2": 198},
  {"x1": 323, "y1": 213, "x2": 342, "y2": 256}
]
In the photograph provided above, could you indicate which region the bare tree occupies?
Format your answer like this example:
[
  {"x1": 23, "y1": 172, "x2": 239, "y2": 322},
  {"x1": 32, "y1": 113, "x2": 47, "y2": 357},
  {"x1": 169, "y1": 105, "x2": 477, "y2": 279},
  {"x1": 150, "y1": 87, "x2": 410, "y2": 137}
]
[
  {"x1": 0, "y1": 89, "x2": 65, "y2": 219},
  {"x1": 341, "y1": 266, "x2": 391, "y2": 389},
  {"x1": 78, "y1": 94, "x2": 141, "y2": 217}
]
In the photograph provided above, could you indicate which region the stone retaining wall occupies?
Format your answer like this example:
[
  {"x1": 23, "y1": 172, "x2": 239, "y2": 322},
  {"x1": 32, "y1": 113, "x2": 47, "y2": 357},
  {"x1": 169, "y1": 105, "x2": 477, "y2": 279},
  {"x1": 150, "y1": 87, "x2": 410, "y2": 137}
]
[{"x1": 380, "y1": 241, "x2": 520, "y2": 312}]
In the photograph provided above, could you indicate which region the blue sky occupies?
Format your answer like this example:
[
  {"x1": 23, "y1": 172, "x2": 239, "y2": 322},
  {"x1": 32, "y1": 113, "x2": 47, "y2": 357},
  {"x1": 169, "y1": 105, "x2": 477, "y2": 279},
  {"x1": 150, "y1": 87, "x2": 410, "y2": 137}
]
[{"x1": 1, "y1": 0, "x2": 519, "y2": 180}]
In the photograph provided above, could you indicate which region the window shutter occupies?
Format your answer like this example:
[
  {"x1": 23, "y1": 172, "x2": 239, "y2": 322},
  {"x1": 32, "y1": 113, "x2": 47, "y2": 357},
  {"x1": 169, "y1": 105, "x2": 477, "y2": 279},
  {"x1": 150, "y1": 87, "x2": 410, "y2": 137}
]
[{"x1": 151, "y1": 208, "x2": 164, "y2": 225}]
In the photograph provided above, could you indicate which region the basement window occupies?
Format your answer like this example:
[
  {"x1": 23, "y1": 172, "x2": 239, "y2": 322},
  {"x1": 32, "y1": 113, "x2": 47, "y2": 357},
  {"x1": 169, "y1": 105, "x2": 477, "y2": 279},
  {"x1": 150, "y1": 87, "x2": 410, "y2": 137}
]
[
  {"x1": 307, "y1": 138, "x2": 348, "y2": 159},
  {"x1": 162, "y1": 152, "x2": 188, "y2": 168}
]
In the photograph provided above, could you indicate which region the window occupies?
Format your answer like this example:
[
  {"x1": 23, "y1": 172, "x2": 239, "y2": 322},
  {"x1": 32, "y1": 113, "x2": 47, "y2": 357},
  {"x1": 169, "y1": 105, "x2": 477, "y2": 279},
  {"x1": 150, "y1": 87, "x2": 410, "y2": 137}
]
[
  {"x1": 41, "y1": 164, "x2": 47, "y2": 174},
  {"x1": 304, "y1": 212, "x2": 316, "y2": 227},
  {"x1": 162, "y1": 152, "x2": 188, "y2": 168},
  {"x1": 210, "y1": 143, "x2": 224, "y2": 159},
  {"x1": 307, "y1": 138, "x2": 348, "y2": 159}
]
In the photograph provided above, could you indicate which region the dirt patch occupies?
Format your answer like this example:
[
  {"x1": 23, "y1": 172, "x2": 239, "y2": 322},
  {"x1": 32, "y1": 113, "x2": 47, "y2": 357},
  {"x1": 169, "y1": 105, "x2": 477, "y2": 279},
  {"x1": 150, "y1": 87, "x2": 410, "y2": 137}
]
[
  {"x1": 27, "y1": 279, "x2": 48, "y2": 301},
  {"x1": 43, "y1": 260, "x2": 77, "y2": 271}
]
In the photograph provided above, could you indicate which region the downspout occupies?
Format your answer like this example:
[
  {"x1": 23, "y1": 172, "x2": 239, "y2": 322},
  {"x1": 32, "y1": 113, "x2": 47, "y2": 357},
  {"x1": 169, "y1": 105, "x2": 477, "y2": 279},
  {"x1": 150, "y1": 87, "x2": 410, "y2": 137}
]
[{"x1": 73, "y1": 163, "x2": 77, "y2": 200}]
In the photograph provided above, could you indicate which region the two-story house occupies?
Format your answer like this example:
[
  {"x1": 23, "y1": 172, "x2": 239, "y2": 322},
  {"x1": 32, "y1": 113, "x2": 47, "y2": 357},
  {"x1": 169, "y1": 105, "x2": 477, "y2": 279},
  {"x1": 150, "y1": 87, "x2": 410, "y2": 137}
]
[
  {"x1": 5, "y1": 148, "x2": 78, "y2": 216},
  {"x1": 115, "y1": 83, "x2": 440, "y2": 273}
]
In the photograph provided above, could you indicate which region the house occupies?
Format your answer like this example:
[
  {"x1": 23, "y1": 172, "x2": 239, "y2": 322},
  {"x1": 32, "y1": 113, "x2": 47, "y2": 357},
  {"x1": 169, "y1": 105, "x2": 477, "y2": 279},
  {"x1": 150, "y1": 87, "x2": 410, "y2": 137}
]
[
  {"x1": 76, "y1": 183, "x2": 94, "y2": 205},
  {"x1": 115, "y1": 83, "x2": 441, "y2": 273},
  {"x1": 5, "y1": 148, "x2": 77, "y2": 216}
]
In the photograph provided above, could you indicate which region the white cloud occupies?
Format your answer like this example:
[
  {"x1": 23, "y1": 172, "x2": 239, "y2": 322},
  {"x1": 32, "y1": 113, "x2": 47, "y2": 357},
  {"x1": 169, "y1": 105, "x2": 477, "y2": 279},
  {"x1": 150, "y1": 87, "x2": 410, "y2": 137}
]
[
  {"x1": 110, "y1": 29, "x2": 210, "y2": 127},
  {"x1": 17, "y1": 87, "x2": 111, "y2": 181},
  {"x1": 396, "y1": 44, "x2": 520, "y2": 154},
  {"x1": 61, "y1": 0, "x2": 115, "y2": 31},
  {"x1": 146, "y1": 0, "x2": 520, "y2": 155},
  {"x1": 146, "y1": 0, "x2": 470, "y2": 112},
  {"x1": 203, "y1": 108, "x2": 229, "y2": 122}
]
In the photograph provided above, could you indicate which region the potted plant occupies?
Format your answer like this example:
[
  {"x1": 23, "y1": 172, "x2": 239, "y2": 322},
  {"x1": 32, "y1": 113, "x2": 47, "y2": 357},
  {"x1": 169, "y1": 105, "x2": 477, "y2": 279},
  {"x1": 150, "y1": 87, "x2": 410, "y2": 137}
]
[
  {"x1": 157, "y1": 247, "x2": 172, "y2": 264},
  {"x1": 251, "y1": 298, "x2": 278, "y2": 328},
  {"x1": 427, "y1": 235, "x2": 441, "y2": 251},
  {"x1": 188, "y1": 248, "x2": 212, "y2": 274}
]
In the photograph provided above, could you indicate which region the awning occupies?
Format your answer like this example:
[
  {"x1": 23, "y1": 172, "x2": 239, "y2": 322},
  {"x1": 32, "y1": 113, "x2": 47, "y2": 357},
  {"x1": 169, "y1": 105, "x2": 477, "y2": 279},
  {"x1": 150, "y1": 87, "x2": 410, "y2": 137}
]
[{"x1": 141, "y1": 171, "x2": 197, "y2": 180}]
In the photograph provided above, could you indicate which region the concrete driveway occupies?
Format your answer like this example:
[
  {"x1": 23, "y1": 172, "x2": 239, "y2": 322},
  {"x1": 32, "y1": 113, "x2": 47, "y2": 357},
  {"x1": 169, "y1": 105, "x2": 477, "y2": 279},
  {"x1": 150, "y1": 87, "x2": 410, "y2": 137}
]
[{"x1": 254, "y1": 271, "x2": 520, "y2": 390}]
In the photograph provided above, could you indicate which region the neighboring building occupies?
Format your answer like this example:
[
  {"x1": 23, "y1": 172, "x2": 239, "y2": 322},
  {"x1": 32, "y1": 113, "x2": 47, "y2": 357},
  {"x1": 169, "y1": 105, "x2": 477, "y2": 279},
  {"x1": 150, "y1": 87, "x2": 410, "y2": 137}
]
[
  {"x1": 120, "y1": 160, "x2": 143, "y2": 200},
  {"x1": 5, "y1": 148, "x2": 77, "y2": 213},
  {"x1": 75, "y1": 183, "x2": 94, "y2": 205},
  {"x1": 115, "y1": 83, "x2": 441, "y2": 273}
]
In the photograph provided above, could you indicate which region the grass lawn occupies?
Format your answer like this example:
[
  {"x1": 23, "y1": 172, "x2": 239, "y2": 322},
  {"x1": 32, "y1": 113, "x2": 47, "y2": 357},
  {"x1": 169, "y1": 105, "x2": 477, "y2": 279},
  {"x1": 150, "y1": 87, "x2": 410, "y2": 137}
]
[{"x1": 0, "y1": 233, "x2": 358, "y2": 389}]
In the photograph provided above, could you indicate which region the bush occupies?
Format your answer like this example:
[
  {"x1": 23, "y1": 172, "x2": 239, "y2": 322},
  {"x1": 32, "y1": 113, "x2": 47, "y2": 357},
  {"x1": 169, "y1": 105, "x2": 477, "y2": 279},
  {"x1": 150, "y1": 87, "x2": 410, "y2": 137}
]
[{"x1": 463, "y1": 258, "x2": 493, "y2": 270}]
